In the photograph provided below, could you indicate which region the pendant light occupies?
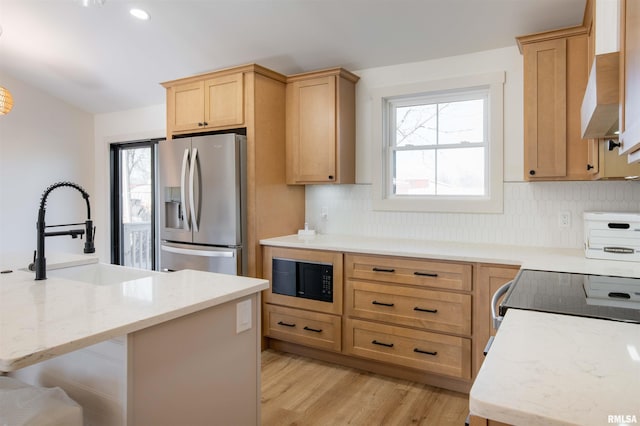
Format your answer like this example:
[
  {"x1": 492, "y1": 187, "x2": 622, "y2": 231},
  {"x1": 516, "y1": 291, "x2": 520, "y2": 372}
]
[
  {"x1": 0, "y1": 86, "x2": 13, "y2": 115},
  {"x1": 0, "y1": 26, "x2": 13, "y2": 115}
]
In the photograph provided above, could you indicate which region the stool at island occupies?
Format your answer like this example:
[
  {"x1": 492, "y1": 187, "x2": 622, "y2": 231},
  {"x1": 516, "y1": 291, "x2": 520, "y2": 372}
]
[{"x1": 0, "y1": 377, "x2": 82, "y2": 426}]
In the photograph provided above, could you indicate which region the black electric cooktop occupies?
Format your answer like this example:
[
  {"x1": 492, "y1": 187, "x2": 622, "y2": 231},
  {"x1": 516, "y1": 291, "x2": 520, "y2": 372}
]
[{"x1": 500, "y1": 269, "x2": 640, "y2": 324}]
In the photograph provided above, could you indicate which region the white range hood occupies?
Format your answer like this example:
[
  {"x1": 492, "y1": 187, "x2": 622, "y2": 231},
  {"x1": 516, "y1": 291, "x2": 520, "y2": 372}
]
[{"x1": 581, "y1": 52, "x2": 619, "y2": 139}]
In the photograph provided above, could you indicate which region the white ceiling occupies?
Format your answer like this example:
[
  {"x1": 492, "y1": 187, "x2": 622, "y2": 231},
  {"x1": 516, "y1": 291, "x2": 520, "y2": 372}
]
[{"x1": 0, "y1": 0, "x2": 586, "y2": 114}]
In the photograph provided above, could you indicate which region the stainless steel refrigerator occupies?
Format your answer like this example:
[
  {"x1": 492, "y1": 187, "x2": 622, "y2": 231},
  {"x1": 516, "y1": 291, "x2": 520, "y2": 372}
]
[{"x1": 158, "y1": 133, "x2": 246, "y2": 275}]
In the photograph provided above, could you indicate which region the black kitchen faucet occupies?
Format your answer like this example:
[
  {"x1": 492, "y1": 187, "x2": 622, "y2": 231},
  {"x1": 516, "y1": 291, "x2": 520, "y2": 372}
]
[{"x1": 32, "y1": 181, "x2": 95, "y2": 280}]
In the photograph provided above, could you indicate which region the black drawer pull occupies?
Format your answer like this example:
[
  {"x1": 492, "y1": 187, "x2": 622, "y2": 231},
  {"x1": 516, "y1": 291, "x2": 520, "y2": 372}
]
[
  {"x1": 372, "y1": 300, "x2": 395, "y2": 307},
  {"x1": 372, "y1": 267, "x2": 395, "y2": 273},
  {"x1": 303, "y1": 326, "x2": 323, "y2": 333},
  {"x1": 608, "y1": 292, "x2": 630, "y2": 299},
  {"x1": 277, "y1": 321, "x2": 296, "y2": 328},
  {"x1": 414, "y1": 271, "x2": 438, "y2": 277},
  {"x1": 414, "y1": 307, "x2": 438, "y2": 313},
  {"x1": 372, "y1": 340, "x2": 394, "y2": 348},
  {"x1": 413, "y1": 348, "x2": 437, "y2": 356}
]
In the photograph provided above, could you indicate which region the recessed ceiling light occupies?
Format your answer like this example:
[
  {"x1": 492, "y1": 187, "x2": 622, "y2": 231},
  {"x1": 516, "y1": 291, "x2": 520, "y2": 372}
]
[
  {"x1": 80, "y1": 0, "x2": 106, "y2": 7},
  {"x1": 130, "y1": 8, "x2": 150, "y2": 20}
]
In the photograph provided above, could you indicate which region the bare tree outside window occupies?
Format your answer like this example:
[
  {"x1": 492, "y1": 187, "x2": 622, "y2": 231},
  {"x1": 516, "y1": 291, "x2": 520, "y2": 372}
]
[{"x1": 391, "y1": 96, "x2": 487, "y2": 196}]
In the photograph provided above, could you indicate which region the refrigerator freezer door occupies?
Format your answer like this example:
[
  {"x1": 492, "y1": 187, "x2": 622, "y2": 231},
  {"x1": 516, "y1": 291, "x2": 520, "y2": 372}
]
[
  {"x1": 191, "y1": 134, "x2": 243, "y2": 246},
  {"x1": 160, "y1": 242, "x2": 241, "y2": 275},
  {"x1": 159, "y1": 138, "x2": 193, "y2": 244}
]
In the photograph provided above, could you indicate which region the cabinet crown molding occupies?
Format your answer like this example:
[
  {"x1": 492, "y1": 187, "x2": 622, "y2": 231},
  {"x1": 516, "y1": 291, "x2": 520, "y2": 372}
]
[
  {"x1": 286, "y1": 67, "x2": 360, "y2": 84},
  {"x1": 516, "y1": 25, "x2": 589, "y2": 54},
  {"x1": 160, "y1": 63, "x2": 287, "y2": 88}
]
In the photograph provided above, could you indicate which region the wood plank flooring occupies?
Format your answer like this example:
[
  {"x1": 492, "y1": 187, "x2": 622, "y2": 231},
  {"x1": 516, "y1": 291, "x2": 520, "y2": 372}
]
[{"x1": 261, "y1": 349, "x2": 469, "y2": 425}]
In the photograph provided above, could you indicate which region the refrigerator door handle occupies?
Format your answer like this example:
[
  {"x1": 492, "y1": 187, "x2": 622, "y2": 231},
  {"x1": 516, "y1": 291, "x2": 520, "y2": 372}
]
[
  {"x1": 180, "y1": 148, "x2": 191, "y2": 231},
  {"x1": 189, "y1": 147, "x2": 199, "y2": 233},
  {"x1": 161, "y1": 245, "x2": 235, "y2": 258}
]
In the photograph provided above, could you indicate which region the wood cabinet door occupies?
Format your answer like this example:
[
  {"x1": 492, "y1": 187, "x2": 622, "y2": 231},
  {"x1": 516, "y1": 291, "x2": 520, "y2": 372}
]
[
  {"x1": 620, "y1": 0, "x2": 640, "y2": 160},
  {"x1": 169, "y1": 81, "x2": 205, "y2": 133},
  {"x1": 523, "y1": 38, "x2": 567, "y2": 179},
  {"x1": 286, "y1": 75, "x2": 337, "y2": 183},
  {"x1": 204, "y1": 72, "x2": 244, "y2": 128}
]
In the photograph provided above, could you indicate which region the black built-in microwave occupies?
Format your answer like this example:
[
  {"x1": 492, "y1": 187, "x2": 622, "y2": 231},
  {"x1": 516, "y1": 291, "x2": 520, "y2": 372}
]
[{"x1": 272, "y1": 258, "x2": 333, "y2": 303}]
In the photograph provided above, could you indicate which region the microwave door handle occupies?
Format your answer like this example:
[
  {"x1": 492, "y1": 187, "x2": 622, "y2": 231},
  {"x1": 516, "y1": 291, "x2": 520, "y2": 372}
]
[
  {"x1": 180, "y1": 148, "x2": 190, "y2": 231},
  {"x1": 491, "y1": 280, "x2": 512, "y2": 331},
  {"x1": 189, "y1": 147, "x2": 199, "y2": 233}
]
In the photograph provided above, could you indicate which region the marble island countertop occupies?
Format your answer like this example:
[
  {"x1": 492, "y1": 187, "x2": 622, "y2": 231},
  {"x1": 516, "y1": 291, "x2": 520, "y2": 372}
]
[
  {"x1": 260, "y1": 234, "x2": 640, "y2": 278},
  {"x1": 470, "y1": 309, "x2": 640, "y2": 426},
  {"x1": 0, "y1": 259, "x2": 268, "y2": 372}
]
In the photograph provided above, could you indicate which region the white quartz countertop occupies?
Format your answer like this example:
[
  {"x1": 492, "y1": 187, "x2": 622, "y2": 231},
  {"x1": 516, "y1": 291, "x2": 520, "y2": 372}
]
[
  {"x1": 260, "y1": 234, "x2": 640, "y2": 278},
  {"x1": 470, "y1": 309, "x2": 640, "y2": 426},
  {"x1": 0, "y1": 260, "x2": 268, "y2": 372}
]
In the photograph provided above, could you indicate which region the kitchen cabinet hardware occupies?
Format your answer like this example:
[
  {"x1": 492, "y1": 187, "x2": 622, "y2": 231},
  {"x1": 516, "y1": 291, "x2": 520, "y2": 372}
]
[
  {"x1": 197, "y1": 122, "x2": 208, "y2": 127},
  {"x1": 608, "y1": 292, "x2": 630, "y2": 299},
  {"x1": 372, "y1": 300, "x2": 395, "y2": 307},
  {"x1": 372, "y1": 267, "x2": 395, "y2": 273},
  {"x1": 328, "y1": 175, "x2": 334, "y2": 180},
  {"x1": 413, "y1": 271, "x2": 438, "y2": 278},
  {"x1": 529, "y1": 170, "x2": 536, "y2": 176},
  {"x1": 587, "y1": 164, "x2": 594, "y2": 170},
  {"x1": 413, "y1": 348, "x2": 438, "y2": 356},
  {"x1": 303, "y1": 326, "x2": 323, "y2": 333},
  {"x1": 607, "y1": 139, "x2": 621, "y2": 151},
  {"x1": 277, "y1": 321, "x2": 296, "y2": 328},
  {"x1": 413, "y1": 307, "x2": 438, "y2": 313},
  {"x1": 371, "y1": 340, "x2": 394, "y2": 348}
]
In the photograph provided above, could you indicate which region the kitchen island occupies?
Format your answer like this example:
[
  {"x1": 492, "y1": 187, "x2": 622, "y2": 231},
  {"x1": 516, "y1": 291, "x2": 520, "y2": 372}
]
[
  {"x1": 0, "y1": 256, "x2": 269, "y2": 425},
  {"x1": 470, "y1": 309, "x2": 640, "y2": 426}
]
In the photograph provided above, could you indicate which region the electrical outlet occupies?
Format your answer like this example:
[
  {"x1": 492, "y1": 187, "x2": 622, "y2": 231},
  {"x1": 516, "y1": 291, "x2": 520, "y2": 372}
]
[
  {"x1": 321, "y1": 206, "x2": 328, "y2": 221},
  {"x1": 559, "y1": 211, "x2": 571, "y2": 228}
]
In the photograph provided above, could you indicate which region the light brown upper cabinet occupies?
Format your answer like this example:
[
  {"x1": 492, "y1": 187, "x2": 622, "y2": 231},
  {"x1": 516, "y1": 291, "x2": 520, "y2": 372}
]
[
  {"x1": 286, "y1": 68, "x2": 359, "y2": 184},
  {"x1": 620, "y1": 0, "x2": 640, "y2": 163},
  {"x1": 163, "y1": 71, "x2": 244, "y2": 137},
  {"x1": 518, "y1": 27, "x2": 592, "y2": 181}
]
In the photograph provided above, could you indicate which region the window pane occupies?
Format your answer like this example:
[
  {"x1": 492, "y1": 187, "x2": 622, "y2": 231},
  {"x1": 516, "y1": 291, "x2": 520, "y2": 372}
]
[
  {"x1": 436, "y1": 147, "x2": 485, "y2": 195},
  {"x1": 438, "y1": 99, "x2": 484, "y2": 145},
  {"x1": 395, "y1": 104, "x2": 437, "y2": 147},
  {"x1": 120, "y1": 147, "x2": 153, "y2": 269},
  {"x1": 393, "y1": 150, "x2": 435, "y2": 195}
]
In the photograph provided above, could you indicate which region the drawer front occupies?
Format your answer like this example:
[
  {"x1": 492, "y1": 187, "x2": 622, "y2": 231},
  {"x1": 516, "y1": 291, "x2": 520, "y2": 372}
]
[
  {"x1": 264, "y1": 304, "x2": 341, "y2": 352},
  {"x1": 345, "y1": 254, "x2": 472, "y2": 291},
  {"x1": 344, "y1": 318, "x2": 471, "y2": 380},
  {"x1": 346, "y1": 280, "x2": 471, "y2": 336}
]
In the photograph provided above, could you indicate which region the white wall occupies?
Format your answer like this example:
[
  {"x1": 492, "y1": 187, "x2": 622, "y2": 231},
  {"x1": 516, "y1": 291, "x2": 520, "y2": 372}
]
[
  {"x1": 305, "y1": 46, "x2": 640, "y2": 249},
  {"x1": 306, "y1": 182, "x2": 640, "y2": 248},
  {"x1": 93, "y1": 104, "x2": 165, "y2": 261},
  {"x1": 354, "y1": 45, "x2": 524, "y2": 183},
  {"x1": 0, "y1": 72, "x2": 94, "y2": 257}
]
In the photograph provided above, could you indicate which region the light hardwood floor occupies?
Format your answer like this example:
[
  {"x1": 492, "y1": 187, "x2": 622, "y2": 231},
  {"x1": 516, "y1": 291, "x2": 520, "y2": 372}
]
[{"x1": 261, "y1": 349, "x2": 469, "y2": 425}]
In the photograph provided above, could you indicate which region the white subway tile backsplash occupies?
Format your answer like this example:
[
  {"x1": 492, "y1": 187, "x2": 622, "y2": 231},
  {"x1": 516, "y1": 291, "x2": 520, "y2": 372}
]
[{"x1": 305, "y1": 181, "x2": 640, "y2": 248}]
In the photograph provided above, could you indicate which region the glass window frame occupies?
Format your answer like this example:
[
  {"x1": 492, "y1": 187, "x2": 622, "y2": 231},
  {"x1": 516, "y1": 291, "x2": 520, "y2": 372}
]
[
  {"x1": 371, "y1": 72, "x2": 505, "y2": 213},
  {"x1": 386, "y1": 89, "x2": 490, "y2": 198}
]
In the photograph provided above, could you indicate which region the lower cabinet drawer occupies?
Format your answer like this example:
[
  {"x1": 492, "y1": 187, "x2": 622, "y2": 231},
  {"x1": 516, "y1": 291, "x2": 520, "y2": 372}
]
[
  {"x1": 346, "y1": 280, "x2": 471, "y2": 336},
  {"x1": 344, "y1": 318, "x2": 471, "y2": 380},
  {"x1": 264, "y1": 304, "x2": 341, "y2": 352}
]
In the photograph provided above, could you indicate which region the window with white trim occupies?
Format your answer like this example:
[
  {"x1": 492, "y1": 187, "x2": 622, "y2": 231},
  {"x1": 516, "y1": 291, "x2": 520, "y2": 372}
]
[{"x1": 372, "y1": 72, "x2": 504, "y2": 213}]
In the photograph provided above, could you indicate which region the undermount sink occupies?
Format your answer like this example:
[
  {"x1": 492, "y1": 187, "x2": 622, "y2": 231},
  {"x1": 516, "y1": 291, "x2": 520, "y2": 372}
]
[{"x1": 47, "y1": 263, "x2": 161, "y2": 285}]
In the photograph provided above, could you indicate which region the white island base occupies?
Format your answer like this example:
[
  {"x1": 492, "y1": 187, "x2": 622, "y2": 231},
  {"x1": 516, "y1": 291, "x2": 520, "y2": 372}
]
[{"x1": 9, "y1": 294, "x2": 261, "y2": 426}]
